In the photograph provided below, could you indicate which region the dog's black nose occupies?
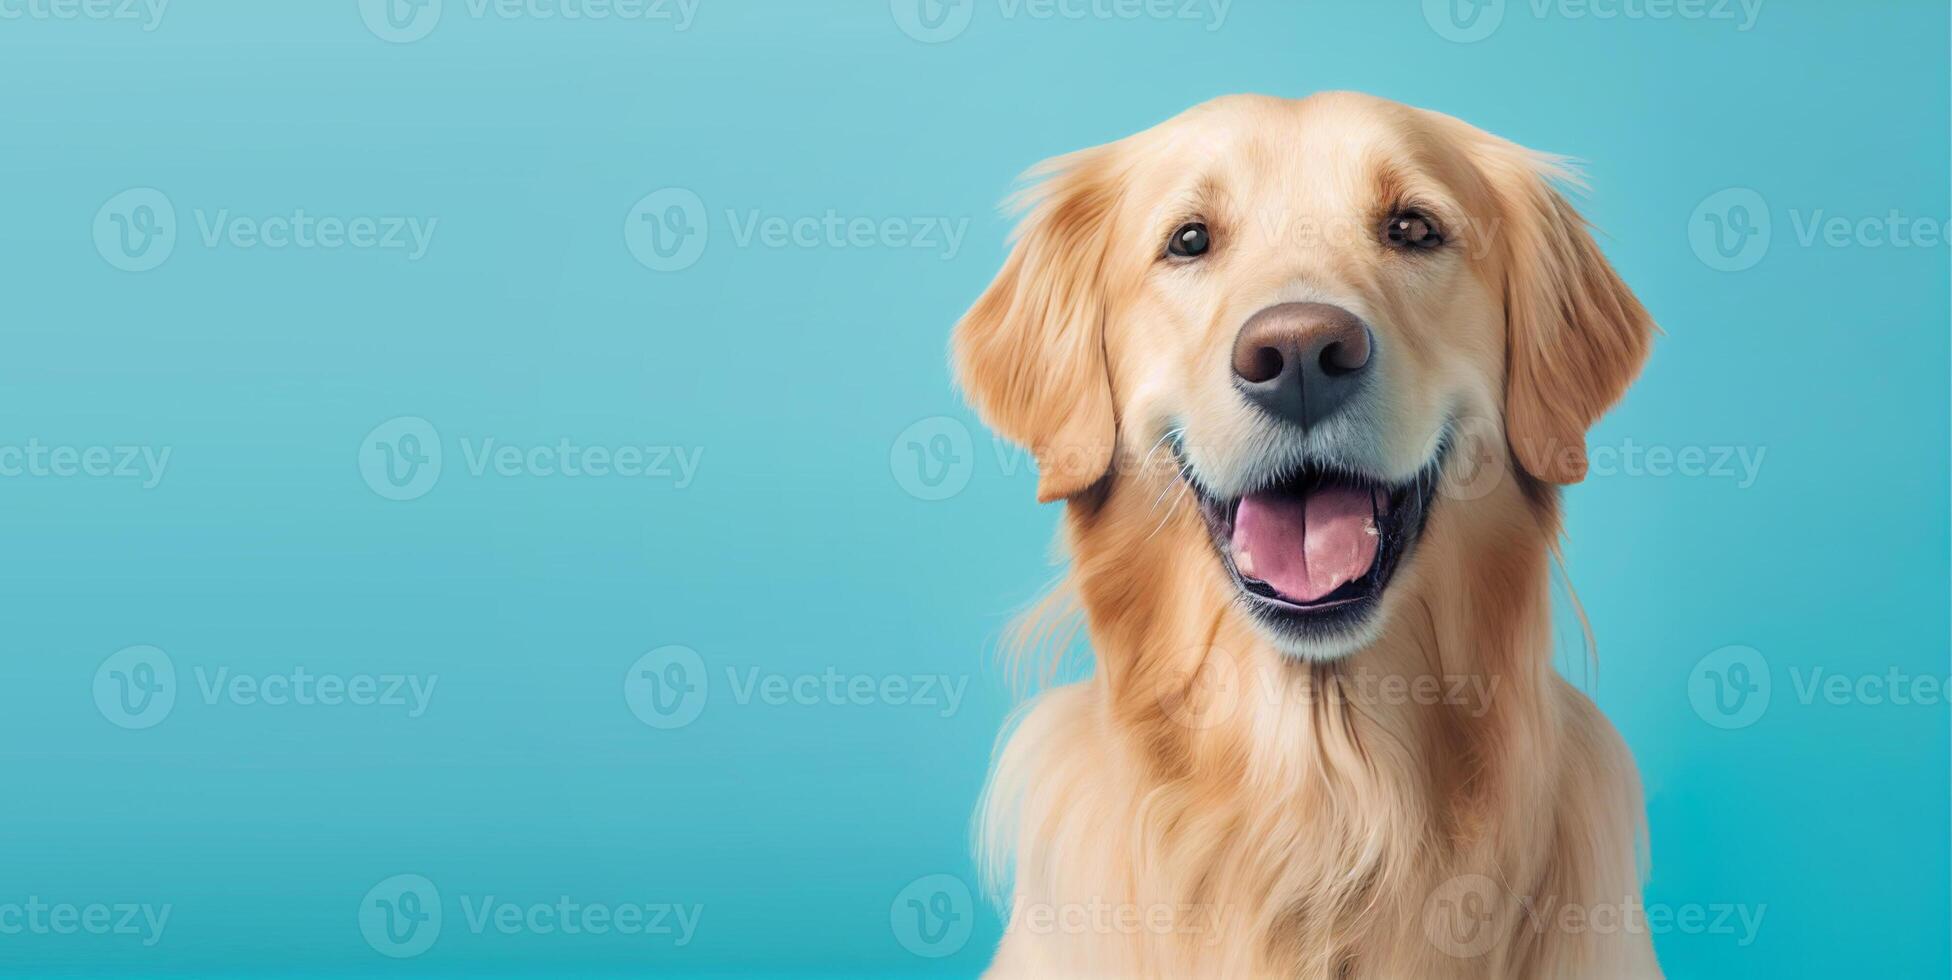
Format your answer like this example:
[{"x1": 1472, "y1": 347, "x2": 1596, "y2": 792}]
[{"x1": 1231, "y1": 302, "x2": 1374, "y2": 429}]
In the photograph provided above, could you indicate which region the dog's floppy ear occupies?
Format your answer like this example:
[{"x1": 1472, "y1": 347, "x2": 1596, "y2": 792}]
[
  {"x1": 1481, "y1": 144, "x2": 1655, "y2": 485},
  {"x1": 954, "y1": 146, "x2": 1122, "y2": 503}
]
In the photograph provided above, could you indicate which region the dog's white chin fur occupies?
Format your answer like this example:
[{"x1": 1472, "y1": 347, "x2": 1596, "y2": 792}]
[{"x1": 1262, "y1": 614, "x2": 1384, "y2": 662}]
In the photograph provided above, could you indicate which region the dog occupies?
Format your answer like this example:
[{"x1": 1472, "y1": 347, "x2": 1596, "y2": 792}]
[{"x1": 953, "y1": 93, "x2": 1659, "y2": 978}]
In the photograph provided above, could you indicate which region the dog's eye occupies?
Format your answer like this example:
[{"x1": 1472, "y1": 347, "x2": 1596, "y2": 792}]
[
  {"x1": 1166, "y1": 222, "x2": 1210, "y2": 259},
  {"x1": 1382, "y1": 209, "x2": 1444, "y2": 251}
]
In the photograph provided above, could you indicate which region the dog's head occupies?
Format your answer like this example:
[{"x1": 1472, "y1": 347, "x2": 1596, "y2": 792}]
[{"x1": 956, "y1": 93, "x2": 1653, "y2": 661}]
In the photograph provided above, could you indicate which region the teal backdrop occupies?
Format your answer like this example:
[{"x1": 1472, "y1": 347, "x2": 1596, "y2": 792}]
[{"x1": 1, "y1": 1, "x2": 1946, "y2": 976}]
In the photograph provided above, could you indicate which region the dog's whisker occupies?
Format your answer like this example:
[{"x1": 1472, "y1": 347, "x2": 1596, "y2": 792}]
[
  {"x1": 1137, "y1": 425, "x2": 1187, "y2": 484},
  {"x1": 1141, "y1": 480, "x2": 1193, "y2": 544},
  {"x1": 1140, "y1": 441, "x2": 1188, "y2": 518}
]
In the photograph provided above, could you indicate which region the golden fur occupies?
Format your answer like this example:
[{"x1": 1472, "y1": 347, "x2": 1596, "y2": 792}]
[{"x1": 954, "y1": 93, "x2": 1659, "y2": 978}]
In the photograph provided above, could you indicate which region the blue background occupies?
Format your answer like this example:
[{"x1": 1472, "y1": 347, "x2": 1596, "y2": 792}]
[{"x1": 1, "y1": 1, "x2": 1946, "y2": 976}]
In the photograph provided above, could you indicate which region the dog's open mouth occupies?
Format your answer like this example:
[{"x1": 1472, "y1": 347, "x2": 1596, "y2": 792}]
[{"x1": 1176, "y1": 443, "x2": 1445, "y2": 637}]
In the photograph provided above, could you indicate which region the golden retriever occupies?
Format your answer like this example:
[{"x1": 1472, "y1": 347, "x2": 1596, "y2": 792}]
[{"x1": 954, "y1": 93, "x2": 1659, "y2": 978}]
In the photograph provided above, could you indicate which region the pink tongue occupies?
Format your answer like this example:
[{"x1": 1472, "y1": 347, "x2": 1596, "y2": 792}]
[{"x1": 1230, "y1": 484, "x2": 1380, "y2": 603}]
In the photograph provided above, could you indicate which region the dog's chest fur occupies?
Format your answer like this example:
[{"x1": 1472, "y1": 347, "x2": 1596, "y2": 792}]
[{"x1": 983, "y1": 665, "x2": 1654, "y2": 978}]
